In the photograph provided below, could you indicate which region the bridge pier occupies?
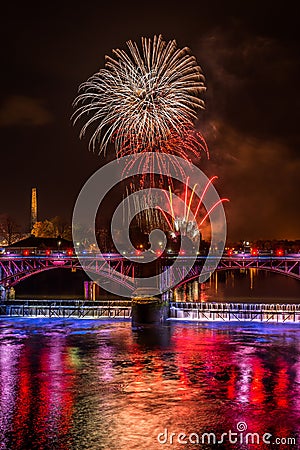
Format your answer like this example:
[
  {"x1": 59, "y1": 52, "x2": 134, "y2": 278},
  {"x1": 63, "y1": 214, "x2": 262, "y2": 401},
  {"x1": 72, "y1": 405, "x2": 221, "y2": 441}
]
[
  {"x1": 131, "y1": 288, "x2": 169, "y2": 327},
  {"x1": 0, "y1": 287, "x2": 6, "y2": 301},
  {"x1": 0, "y1": 266, "x2": 6, "y2": 301},
  {"x1": 84, "y1": 281, "x2": 100, "y2": 300}
]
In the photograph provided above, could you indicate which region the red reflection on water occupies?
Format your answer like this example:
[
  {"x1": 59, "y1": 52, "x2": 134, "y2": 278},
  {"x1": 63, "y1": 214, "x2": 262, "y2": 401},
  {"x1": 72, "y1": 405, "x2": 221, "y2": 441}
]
[
  {"x1": 32, "y1": 338, "x2": 75, "y2": 449},
  {"x1": 249, "y1": 356, "x2": 266, "y2": 405},
  {"x1": 169, "y1": 326, "x2": 300, "y2": 441},
  {"x1": 1, "y1": 324, "x2": 299, "y2": 449},
  {"x1": 227, "y1": 366, "x2": 238, "y2": 400},
  {"x1": 0, "y1": 343, "x2": 22, "y2": 448},
  {"x1": 274, "y1": 357, "x2": 289, "y2": 409},
  {"x1": 12, "y1": 346, "x2": 31, "y2": 449},
  {"x1": 0, "y1": 336, "x2": 76, "y2": 450}
]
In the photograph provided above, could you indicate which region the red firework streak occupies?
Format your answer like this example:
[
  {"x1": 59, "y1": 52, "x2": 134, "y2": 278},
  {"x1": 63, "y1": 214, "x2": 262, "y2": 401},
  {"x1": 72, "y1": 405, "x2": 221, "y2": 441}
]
[
  {"x1": 118, "y1": 125, "x2": 209, "y2": 187},
  {"x1": 160, "y1": 176, "x2": 229, "y2": 236}
]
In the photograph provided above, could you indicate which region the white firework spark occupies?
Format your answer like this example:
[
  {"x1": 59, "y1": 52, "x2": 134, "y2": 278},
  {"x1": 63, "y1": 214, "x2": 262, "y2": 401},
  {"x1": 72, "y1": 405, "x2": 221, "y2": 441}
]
[{"x1": 72, "y1": 34, "x2": 206, "y2": 155}]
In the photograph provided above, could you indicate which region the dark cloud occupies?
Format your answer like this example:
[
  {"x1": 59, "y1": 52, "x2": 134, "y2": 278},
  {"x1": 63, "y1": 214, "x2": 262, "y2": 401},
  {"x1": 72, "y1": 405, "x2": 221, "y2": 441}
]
[
  {"x1": 197, "y1": 28, "x2": 299, "y2": 144},
  {"x1": 0, "y1": 95, "x2": 53, "y2": 127},
  {"x1": 201, "y1": 120, "x2": 300, "y2": 240},
  {"x1": 191, "y1": 26, "x2": 300, "y2": 240}
]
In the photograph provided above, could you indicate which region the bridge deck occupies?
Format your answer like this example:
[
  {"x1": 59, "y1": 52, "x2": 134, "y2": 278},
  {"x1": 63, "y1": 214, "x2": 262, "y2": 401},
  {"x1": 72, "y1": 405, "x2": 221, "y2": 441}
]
[{"x1": 0, "y1": 255, "x2": 300, "y2": 292}]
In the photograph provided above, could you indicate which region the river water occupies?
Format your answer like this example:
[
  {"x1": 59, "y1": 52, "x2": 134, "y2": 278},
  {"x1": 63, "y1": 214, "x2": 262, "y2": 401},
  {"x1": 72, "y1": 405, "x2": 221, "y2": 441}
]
[{"x1": 0, "y1": 318, "x2": 299, "y2": 449}]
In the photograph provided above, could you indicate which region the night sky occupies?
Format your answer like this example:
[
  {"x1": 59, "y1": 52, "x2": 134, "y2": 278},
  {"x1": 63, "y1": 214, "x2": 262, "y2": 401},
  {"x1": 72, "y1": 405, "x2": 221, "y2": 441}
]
[{"x1": 1, "y1": 1, "x2": 299, "y2": 241}]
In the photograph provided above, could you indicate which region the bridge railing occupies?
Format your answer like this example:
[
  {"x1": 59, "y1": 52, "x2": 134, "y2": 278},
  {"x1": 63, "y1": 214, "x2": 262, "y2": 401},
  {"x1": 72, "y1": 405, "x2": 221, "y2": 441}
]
[
  {"x1": 1, "y1": 299, "x2": 132, "y2": 307},
  {"x1": 170, "y1": 302, "x2": 300, "y2": 312}
]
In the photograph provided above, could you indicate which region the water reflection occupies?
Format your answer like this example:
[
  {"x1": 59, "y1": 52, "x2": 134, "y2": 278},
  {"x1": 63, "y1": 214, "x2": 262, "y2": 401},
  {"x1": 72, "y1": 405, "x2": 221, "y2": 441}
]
[
  {"x1": 0, "y1": 319, "x2": 299, "y2": 449},
  {"x1": 0, "y1": 331, "x2": 75, "y2": 450},
  {"x1": 0, "y1": 341, "x2": 22, "y2": 449}
]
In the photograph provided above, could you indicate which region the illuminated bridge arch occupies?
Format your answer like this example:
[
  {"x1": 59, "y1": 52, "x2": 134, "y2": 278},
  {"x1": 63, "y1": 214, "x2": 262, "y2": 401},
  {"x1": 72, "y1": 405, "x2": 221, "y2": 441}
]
[
  {"x1": 0, "y1": 256, "x2": 135, "y2": 293},
  {"x1": 170, "y1": 256, "x2": 300, "y2": 289},
  {"x1": 1, "y1": 255, "x2": 299, "y2": 295}
]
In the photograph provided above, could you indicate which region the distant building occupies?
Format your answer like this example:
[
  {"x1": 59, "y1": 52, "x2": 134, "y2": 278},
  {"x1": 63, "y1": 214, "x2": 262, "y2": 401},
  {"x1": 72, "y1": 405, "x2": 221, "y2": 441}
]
[
  {"x1": 31, "y1": 188, "x2": 37, "y2": 231},
  {"x1": 5, "y1": 235, "x2": 73, "y2": 254}
]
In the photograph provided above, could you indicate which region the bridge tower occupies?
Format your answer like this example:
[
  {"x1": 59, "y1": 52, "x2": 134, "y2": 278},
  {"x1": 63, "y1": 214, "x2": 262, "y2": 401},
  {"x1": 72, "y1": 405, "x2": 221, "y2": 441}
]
[{"x1": 31, "y1": 187, "x2": 37, "y2": 231}]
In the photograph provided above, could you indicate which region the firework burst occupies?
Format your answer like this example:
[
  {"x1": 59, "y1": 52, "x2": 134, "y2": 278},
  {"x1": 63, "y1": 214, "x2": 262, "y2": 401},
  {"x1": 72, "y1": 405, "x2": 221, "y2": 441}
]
[
  {"x1": 72, "y1": 35, "x2": 206, "y2": 155},
  {"x1": 161, "y1": 177, "x2": 229, "y2": 240},
  {"x1": 125, "y1": 177, "x2": 229, "y2": 241},
  {"x1": 121, "y1": 126, "x2": 209, "y2": 189}
]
